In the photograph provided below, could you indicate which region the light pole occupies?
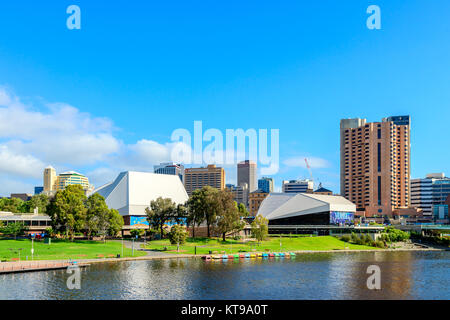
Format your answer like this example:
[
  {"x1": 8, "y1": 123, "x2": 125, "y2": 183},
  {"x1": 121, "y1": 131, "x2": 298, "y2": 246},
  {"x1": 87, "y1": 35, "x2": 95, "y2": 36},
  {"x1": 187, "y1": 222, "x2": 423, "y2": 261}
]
[
  {"x1": 132, "y1": 238, "x2": 134, "y2": 256},
  {"x1": 31, "y1": 238, "x2": 34, "y2": 261},
  {"x1": 121, "y1": 238, "x2": 124, "y2": 258}
]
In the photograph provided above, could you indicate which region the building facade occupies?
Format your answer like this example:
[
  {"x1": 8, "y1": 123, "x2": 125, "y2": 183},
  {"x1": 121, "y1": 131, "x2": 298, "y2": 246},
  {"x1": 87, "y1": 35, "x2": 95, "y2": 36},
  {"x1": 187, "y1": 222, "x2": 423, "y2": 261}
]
[
  {"x1": 411, "y1": 173, "x2": 450, "y2": 218},
  {"x1": 42, "y1": 166, "x2": 93, "y2": 195},
  {"x1": 43, "y1": 166, "x2": 57, "y2": 192},
  {"x1": 154, "y1": 162, "x2": 185, "y2": 182},
  {"x1": 282, "y1": 180, "x2": 313, "y2": 194},
  {"x1": 340, "y1": 116, "x2": 411, "y2": 217},
  {"x1": 237, "y1": 160, "x2": 257, "y2": 193},
  {"x1": 184, "y1": 164, "x2": 225, "y2": 196},
  {"x1": 55, "y1": 171, "x2": 93, "y2": 193},
  {"x1": 226, "y1": 183, "x2": 249, "y2": 207},
  {"x1": 258, "y1": 177, "x2": 274, "y2": 193},
  {"x1": 248, "y1": 189, "x2": 269, "y2": 217}
]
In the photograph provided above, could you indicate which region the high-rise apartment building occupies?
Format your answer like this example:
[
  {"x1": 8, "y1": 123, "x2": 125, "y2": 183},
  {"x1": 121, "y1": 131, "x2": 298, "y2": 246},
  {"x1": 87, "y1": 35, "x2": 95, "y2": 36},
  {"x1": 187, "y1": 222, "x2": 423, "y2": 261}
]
[
  {"x1": 237, "y1": 160, "x2": 257, "y2": 193},
  {"x1": 42, "y1": 166, "x2": 93, "y2": 195},
  {"x1": 56, "y1": 171, "x2": 93, "y2": 193},
  {"x1": 258, "y1": 177, "x2": 274, "y2": 194},
  {"x1": 340, "y1": 115, "x2": 411, "y2": 217},
  {"x1": 282, "y1": 180, "x2": 313, "y2": 194},
  {"x1": 226, "y1": 183, "x2": 249, "y2": 207},
  {"x1": 411, "y1": 173, "x2": 450, "y2": 217},
  {"x1": 154, "y1": 162, "x2": 184, "y2": 182},
  {"x1": 43, "y1": 166, "x2": 57, "y2": 192},
  {"x1": 184, "y1": 164, "x2": 225, "y2": 196}
]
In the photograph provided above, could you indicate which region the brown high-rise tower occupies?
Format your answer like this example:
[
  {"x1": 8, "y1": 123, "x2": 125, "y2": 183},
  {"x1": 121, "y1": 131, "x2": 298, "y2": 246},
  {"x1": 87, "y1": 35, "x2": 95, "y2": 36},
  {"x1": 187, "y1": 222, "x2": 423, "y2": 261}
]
[{"x1": 340, "y1": 116, "x2": 410, "y2": 217}]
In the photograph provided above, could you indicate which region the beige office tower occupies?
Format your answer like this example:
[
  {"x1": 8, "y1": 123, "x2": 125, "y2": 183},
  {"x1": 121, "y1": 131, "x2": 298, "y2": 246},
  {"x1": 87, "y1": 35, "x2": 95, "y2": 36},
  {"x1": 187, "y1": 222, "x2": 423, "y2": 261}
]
[
  {"x1": 340, "y1": 116, "x2": 411, "y2": 217},
  {"x1": 237, "y1": 160, "x2": 257, "y2": 192},
  {"x1": 43, "y1": 166, "x2": 56, "y2": 192},
  {"x1": 184, "y1": 164, "x2": 225, "y2": 196}
]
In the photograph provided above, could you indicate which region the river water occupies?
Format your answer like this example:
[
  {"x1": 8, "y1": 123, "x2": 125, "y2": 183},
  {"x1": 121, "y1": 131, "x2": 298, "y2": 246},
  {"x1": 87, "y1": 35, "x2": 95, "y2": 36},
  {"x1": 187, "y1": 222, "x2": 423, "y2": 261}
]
[{"x1": 0, "y1": 251, "x2": 449, "y2": 300}]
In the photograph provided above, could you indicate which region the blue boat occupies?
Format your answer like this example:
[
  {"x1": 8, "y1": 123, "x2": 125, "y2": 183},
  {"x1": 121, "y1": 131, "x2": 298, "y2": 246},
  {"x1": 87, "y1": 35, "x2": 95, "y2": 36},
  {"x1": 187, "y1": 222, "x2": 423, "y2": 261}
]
[
  {"x1": 262, "y1": 253, "x2": 268, "y2": 258},
  {"x1": 279, "y1": 253, "x2": 285, "y2": 257},
  {"x1": 222, "y1": 255, "x2": 228, "y2": 260},
  {"x1": 245, "y1": 253, "x2": 250, "y2": 258}
]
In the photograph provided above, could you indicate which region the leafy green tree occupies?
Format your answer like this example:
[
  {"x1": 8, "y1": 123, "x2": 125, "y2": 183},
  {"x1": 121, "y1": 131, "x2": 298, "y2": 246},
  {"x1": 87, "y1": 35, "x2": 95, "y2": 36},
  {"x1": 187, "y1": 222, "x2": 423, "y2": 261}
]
[
  {"x1": 251, "y1": 215, "x2": 268, "y2": 244},
  {"x1": 186, "y1": 188, "x2": 208, "y2": 238},
  {"x1": 203, "y1": 186, "x2": 220, "y2": 238},
  {"x1": 215, "y1": 191, "x2": 245, "y2": 241},
  {"x1": 237, "y1": 202, "x2": 249, "y2": 217},
  {"x1": 85, "y1": 193, "x2": 110, "y2": 239},
  {"x1": 0, "y1": 197, "x2": 25, "y2": 213},
  {"x1": 47, "y1": 185, "x2": 87, "y2": 241},
  {"x1": 25, "y1": 194, "x2": 50, "y2": 214},
  {"x1": 130, "y1": 229, "x2": 144, "y2": 238},
  {"x1": 145, "y1": 197, "x2": 176, "y2": 238},
  {"x1": 168, "y1": 224, "x2": 188, "y2": 251},
  {"x1": 1, "y1": 222, "x2": 25, "y2": 239},
  {"x1": 108, "y1": 209, "x2": 123, "y2": 236}
]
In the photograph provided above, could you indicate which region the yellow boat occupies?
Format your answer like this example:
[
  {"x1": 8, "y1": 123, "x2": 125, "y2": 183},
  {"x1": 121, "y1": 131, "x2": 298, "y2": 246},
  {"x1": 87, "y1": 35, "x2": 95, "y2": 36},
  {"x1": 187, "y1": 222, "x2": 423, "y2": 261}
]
[{"x1": 250, "y1": 253, "x2": 257, "y2": 258}]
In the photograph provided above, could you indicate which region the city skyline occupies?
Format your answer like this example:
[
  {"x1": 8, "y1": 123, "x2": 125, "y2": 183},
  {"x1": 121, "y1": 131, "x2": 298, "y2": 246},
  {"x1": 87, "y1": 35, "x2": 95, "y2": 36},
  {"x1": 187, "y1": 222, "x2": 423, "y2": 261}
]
[{"x1": 0, "y1": 1, "x2": 449, "y2": 196}]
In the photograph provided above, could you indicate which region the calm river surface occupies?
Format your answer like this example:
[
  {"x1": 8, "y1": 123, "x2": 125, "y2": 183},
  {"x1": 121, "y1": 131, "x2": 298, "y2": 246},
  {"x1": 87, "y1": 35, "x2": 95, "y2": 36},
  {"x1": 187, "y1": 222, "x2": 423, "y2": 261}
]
[{"x1": 1, "y1": 251, "x2": 449, "y2": 300}]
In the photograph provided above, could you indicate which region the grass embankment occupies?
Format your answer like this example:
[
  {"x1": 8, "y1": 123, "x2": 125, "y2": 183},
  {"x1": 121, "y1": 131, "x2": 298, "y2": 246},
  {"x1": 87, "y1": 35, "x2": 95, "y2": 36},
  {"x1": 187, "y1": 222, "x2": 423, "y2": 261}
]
[
  {"x1": 0, "y1": 239, "x2": 146, "y2": 261},
  {"x1": 144, "y1": 235, "x2": 378, "y2": 255}
]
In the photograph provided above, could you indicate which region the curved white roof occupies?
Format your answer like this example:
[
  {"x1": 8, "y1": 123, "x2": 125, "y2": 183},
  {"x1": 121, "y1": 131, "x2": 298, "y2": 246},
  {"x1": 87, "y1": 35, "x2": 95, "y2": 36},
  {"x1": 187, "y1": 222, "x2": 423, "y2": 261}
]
[
  {"x1": 258, "y1": 192, "x2": 356, "y2": 221},
  {"x1": 94, "y1": 171, "x2": 189, "y2": 216}
]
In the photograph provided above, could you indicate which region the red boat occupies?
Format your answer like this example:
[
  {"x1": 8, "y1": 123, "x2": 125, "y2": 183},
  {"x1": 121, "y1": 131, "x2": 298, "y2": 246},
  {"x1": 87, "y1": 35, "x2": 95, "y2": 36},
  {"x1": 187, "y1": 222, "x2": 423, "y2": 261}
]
[
  {"x1": 268, "y1": 253, "x2": 275, "y2": 257},
  {"x1": 239, "y1": 254, "x2": 245, "y2": 258}
]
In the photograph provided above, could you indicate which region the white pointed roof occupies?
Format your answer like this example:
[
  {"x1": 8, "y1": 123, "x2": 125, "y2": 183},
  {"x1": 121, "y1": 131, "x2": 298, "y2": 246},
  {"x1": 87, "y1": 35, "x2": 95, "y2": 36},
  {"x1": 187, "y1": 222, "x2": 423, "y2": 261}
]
[
  {"x1": 258, "y1": 193, "x2": 356, "y2": 221},
  {"x1": 94, "y1": 171, "x2": 189, "y2": 216}
]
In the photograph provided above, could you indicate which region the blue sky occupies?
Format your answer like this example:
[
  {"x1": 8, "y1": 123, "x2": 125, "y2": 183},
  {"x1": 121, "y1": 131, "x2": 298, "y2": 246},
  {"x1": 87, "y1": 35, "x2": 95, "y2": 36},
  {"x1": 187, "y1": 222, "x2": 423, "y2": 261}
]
[{"x1": 0, "y1": 1, "x2": 449, "y2": 196}]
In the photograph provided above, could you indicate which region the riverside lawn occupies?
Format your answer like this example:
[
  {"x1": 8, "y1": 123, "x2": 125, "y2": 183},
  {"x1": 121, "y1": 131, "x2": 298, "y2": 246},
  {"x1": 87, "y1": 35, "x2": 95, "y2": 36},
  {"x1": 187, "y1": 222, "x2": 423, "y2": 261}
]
[
  {"x1": 144, "y1": 235, "x2": 378, "y2": 254},
  {"x1": 0, "y1": 239, "x2": 146, "y2": 261}
]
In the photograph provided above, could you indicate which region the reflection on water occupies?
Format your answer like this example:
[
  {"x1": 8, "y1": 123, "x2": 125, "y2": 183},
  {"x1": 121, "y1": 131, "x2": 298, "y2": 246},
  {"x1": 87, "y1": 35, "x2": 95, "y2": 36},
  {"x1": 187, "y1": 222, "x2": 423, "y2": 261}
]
[{"x1": 0, "y1": 251, "x2": 449, "y2": 300}]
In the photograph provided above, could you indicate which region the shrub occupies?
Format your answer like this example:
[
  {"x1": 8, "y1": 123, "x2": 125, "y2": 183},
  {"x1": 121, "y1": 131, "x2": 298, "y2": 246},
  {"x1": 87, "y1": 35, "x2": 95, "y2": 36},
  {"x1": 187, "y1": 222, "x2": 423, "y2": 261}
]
[
  {"x1": 340, "y1": 235, "x2": 350, "y2": 242},
  {"x1": 168, "y1": 224, "x2": 188, "y2": 245}
]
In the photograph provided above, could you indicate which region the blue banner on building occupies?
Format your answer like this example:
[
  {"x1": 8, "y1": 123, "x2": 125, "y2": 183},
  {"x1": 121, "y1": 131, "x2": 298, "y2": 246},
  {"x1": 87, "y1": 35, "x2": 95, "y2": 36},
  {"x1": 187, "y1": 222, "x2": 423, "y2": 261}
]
[
  {"x1": 130, "y1": 216, "x2": 149, "y2": 226},
  {"x1": 330, "y1": 211, "x2": 354, "y2": 225}
]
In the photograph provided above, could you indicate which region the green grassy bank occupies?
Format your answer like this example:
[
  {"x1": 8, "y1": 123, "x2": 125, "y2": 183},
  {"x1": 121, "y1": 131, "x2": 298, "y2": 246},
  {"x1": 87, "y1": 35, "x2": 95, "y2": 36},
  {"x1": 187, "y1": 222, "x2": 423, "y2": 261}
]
[
  {"x1": 0, "y1": 239, "x2": 146, "y2": 261},
  {"x1": 144, "y1": 235, "x2": 378, "y2": 254}
]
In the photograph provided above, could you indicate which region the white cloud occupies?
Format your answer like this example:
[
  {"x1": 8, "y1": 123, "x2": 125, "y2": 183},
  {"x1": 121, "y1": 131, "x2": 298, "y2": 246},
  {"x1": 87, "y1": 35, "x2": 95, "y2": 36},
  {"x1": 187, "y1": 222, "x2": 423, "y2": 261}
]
[
  {"x1": 283, "y1": 156, "x2": 331, "y2": 169},
  {"x1": 0, "y1": 88, "x2": 120, "y2": 169},
  {"x1": 0, "y1": 146, "x2": 45, "y2": 178}
]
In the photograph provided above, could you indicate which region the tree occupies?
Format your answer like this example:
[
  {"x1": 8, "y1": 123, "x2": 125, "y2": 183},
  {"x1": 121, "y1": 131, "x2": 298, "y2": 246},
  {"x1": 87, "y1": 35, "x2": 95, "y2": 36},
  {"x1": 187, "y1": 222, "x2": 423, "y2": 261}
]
[
  {"x1": 108, "y1": 209, "x2": 123, "y2": 237},
  {"x1": 130, "y1": 229, "x2": 144, "y2": 239},
  {"x1": 251, "y1": 215, "x2": 268, "y2": 244},
  {"x1": 203, "y1": 186, "x2": 219, "y2": 238},
  {"x1": 237, "y1": 203, "x2": 249, "y2": 217},
  {"x1": 168, "y1": 224, "x2": 188, "y2": 251},
  {"x1": 0, "y1": 197, "x2": 26, "y2": 213},
  {"x1": 145, "y1": 197, "x2": 176, "y2": 238},
  {"x1": 186, "y1": 188, "x2": 208, "y2": 238},
  {"x1": 25, "y1": 194, "x2": 50, "y2": 214},
  {"x1": 1, "y1": 222, "x2": 25, "y2": 239},
  {"x1": 85, "y1": 193, "x2": 110, "y2": 239},
  {"x1": 47, "y1": 185, "x2": 87, "y2": 241},
  {"x1": 215, "y1": 191, "x2": 245, "y2": 241}
]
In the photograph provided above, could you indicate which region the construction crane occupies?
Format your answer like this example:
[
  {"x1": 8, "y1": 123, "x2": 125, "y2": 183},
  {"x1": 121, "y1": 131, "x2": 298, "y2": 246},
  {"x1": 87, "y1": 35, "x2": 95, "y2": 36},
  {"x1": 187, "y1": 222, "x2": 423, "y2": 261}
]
[
  {"x1": 304, "y1": 158, "x2": 320, "y2": 190},
  {"x1": 304, "y1": 158, "x2": 314, "y2": 182}
]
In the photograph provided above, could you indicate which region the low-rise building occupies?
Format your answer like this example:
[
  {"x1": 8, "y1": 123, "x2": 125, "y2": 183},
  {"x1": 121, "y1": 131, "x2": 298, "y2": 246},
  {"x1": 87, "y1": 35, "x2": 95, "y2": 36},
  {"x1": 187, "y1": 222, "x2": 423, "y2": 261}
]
[
  {"x1": 248, "y1": 189, "x2": 269, "y2": 217},
  {"x1": 282, "y1": 179, "x2": 314, "y2": 194}
]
